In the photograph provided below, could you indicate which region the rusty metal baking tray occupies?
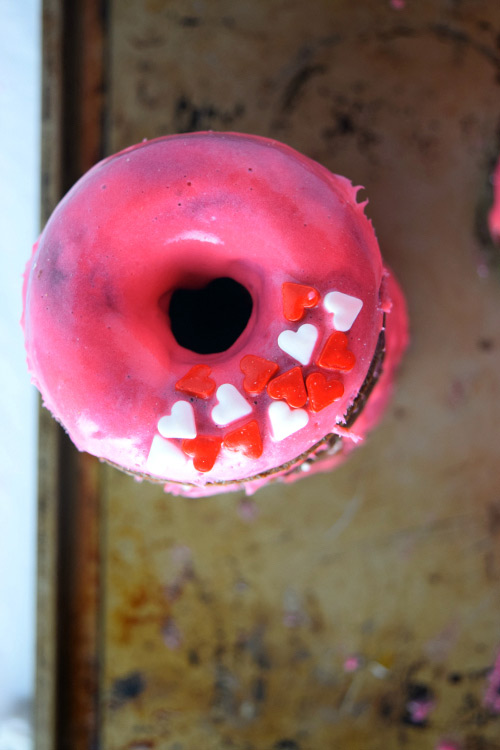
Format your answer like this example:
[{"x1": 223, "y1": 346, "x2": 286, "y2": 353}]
[{"x1": 37, "y1": 1, "x2": 500, "y2": 748}]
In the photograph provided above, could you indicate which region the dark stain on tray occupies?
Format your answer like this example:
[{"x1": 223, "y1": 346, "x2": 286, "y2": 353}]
[
  {"x1": 253, "y1": 676, "x2": 267, "y2": 703},
  {"x1": 478, "y1": 338, "x2": 494, "y2": 351},
  {"x1": 431, "y1": 22, "x2": 500, "y2": 77},
  {"x1": 110, "y1": 671, "x2": 146, "y2": 708},
  {"x1": 174, "y1": 96, "x2": 245, "y2": 133},
  {"x1": 187, "y1": 648, "x2": 200, "y2": 666},
  {"x1": 487, "y1": 500, "x2": 500, "y2": 536},
  {"x1": 378, "y1": 691, "x2": 397, "y2": 720},
  {"x1": 458, "y1": 690, "x2": 498, "y2": 729},
  {"x1": 321, "y1": 98, "x2": 381, "y2": 159},
  {"x1": 375, "y1": 24, "x2": 418, "y2": 42},
  {"x1": 281, "y1": 64, "x2": 326, "y2": 112},
  {"x1": 464, "y1": 735, "x2": 500, "y2": 750},
  {"x1": 401, "y1": 682, "x2": 435, "y2": 727},
  {"x1": 212, "y1": 663, "x2": 238, "y2": 719},
  {"x1": 179, "y1": 16, "x2": 200, "y2": 27},
  {"x1": 239, "y1": 624, "x2": 272, "y2": 670}
]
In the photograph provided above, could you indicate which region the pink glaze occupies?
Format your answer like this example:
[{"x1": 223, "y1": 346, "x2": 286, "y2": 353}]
[
  {"x1": 489, "y1": 157, "x2": 500, "y2": 244},
  {"x1": 22, "y1": 132, "x2": 408, "y2": 496}
]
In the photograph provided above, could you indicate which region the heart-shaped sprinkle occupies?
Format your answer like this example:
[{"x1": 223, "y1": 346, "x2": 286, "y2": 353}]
[
  {"x1": 282, "y1": 282, "x2": 320, "y2": 322},
  {"x1": 324, "y1": 291, "x2": 363, "y2": 331},
  {"x1": 267, "y1": 366, "x2": 307, "y2": 408},
  {"x1": 268, "y1": 401, "x2": 309, "y2": 441},
  {"x1": 317, "y1": 331, "x2": 356, "y2": 372},
  {"x1": 278, "y1": 323, "x2": 318, "y2": 365},
  {"x1": 211, "y1": 383, "x2": 252, "y2": 426},
  {"x1": 240, "y1": 354, "x2": 279, "y2": 394},
  {"x1": 157, "y1": 401, "x2": 197, "y2": 439},
  {"x1": 223, "y1": 419, "x2": 263, "y2": 459},
  {"x1": 147, "y1": 434, "x2": 188, "y2": 476},
  {"x1": 182, "y1": 435, "x2": 222, "y2": 472},
  {"x1": 175, "y1": 364, "x2": 216, "y2": 399},
  {"x1": 306, "y1": 372, "x2": 344, "y2": 412}
]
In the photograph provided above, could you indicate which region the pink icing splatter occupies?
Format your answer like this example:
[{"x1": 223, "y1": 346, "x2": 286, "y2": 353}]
[
  {"x1": 162, "y1": 617, "x2": 183, "y2": 650},
  {"x1": 407, "y1": 698, "x2": 435, "y2": 723},
  {"x1": 343, "y1": 655, "x2": 361, "y2": 673},
  {"x1": 489, "y1": 158, "x2": 500, "y2": 245},
  {"x1": 237, "y1": 498, "x2": 259, "y2": 522},
  {"x1": 424, "y1": 620, "x2": 460, "y2": 663},
  {"x1": 171, "y1": 544, "x2": 193, "y2": 567},
  {"x1": 165, "y1": 545, "x2": 194, "y2": 602},
  {"x1": 447, "y1": 379, "x2": 467, "y2": 408},
  {"x1": 404, "y1": 684, "x2": 436, "y2": 725},
  {"x1": 390, "y1": 0, "x2": 406, "y2": 9},
  {"x1": 484, "y1": 649, "x2": 500, "y2": 713},
  {"x1": 283, "y1": 588, "x2": 307, "y2": 628}
]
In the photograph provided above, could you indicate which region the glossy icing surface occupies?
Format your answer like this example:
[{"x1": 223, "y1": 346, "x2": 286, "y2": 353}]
[{"x1": 22, "y1": 132, "x2": 407, "y2": 495}]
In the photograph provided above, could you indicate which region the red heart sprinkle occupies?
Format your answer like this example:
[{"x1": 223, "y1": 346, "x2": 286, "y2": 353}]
[
  {"x1": 175, "y1": 364, "x2": 216, "y2": 399},
  {"x1": 223, "y1": 419, "x2": 263, "y2": 459},
  {"x1": 282, "y1": 282, "x2": 320, "y2": 322},
  {"x1": 317, "y1": 332, "x2": 356, "y2": 372},
  {"x1": 306, "y1": 372, "x2": 344, "y2": 412},
  {"x1": 182, "y1": 435, "x2": 222, "y2": 472},
  {"x1": 240, "y1": 354, "x2": 279, "y2": 394},
  {"x1": 267, "y1": 366, "x2": 307, "y2": 408}
]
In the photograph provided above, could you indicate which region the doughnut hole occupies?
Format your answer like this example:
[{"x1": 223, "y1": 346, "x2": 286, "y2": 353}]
[{"x1": 168, "y1": 277, "x2": 253, "y2": 355}]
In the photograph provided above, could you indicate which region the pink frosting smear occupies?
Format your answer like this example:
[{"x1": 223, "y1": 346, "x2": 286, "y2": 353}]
[
  {"x1": 484, "y1": 648, "x2": 500, "y2": 714},
  {"x1": 489, "y1": 157, "x2": 500, "y2": 244},
  {"x1": 22, "y1": 132, "x2": 408, "y2": 496}
]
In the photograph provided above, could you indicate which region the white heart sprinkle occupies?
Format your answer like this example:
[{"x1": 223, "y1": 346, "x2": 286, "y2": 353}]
[
  {"x1": 158, "y1": 401, "x2": 197, "y2": 439},
  {"x1": 278, "y1": 323, "x2": 318, "y2": 365},
  {"x1": 212, "y1": 383, "x2": 252, "y2": 426},
  {"x1": 324, "y1": 291, "x2": 363, "y2": 332},
  {"x1": 268, "y1": 401, "x2": 309, "y2": 442},
  {"x1": 146, "y1": 434, "x2": 188, "y2": 476}
]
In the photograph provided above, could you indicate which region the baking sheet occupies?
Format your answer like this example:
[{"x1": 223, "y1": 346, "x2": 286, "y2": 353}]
[{"x1": 38, "y1": 1, "x2": 500, "y2": 748}]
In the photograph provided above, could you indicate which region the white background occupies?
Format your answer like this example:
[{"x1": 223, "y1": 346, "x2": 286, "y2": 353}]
[{"x1": 0, "y1": 1, "x2": 40, "y2": 748}]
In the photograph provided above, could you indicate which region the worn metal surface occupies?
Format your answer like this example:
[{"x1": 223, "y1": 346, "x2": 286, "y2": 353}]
[
  {"x1": 38, "y1": 2, "x2": 105, "y2": 749},
  {"x1": 39, "y1": 0, "x2": 500, "y2": 748}
]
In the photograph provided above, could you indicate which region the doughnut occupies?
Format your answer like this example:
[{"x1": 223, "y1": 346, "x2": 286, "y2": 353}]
[{"x1": 22, "y1": 132, "x2": 408, "y2": 496}]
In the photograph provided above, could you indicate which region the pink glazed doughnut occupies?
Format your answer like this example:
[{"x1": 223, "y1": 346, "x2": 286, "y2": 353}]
[{"x1": 22, "y1": 132, "x2": 408, "y2": 496}]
